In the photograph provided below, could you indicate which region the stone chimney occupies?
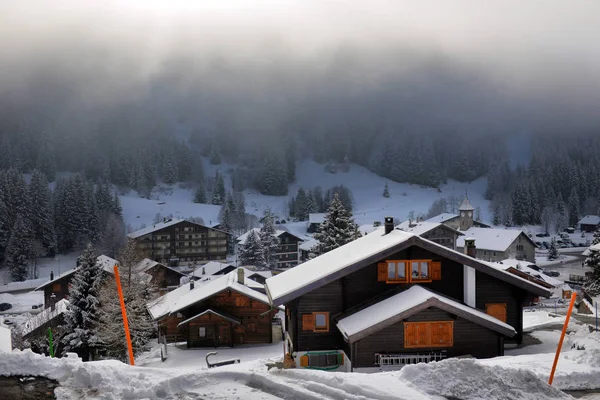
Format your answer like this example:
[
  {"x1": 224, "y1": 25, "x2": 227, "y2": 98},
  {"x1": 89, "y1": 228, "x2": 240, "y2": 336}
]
[
  {"x1": 50, "y1": 271, "x2": 54, "y2": 281},
  {"x1": 237, "y1": 268, "x2": 244, "y2": 285},
  {"x1": 384, "y1": 217, "x2": 394, "y2": 234},
  {"x1": 464, "y1": 238, "x2": 476, "y2": 258},
  {"x1": 190, "y1": 279, "x2": 195, "y2": 290}
]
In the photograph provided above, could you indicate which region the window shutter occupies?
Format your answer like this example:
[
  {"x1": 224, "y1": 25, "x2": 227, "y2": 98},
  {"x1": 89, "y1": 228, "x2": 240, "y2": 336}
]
[
  {"x1": 416, "y1": 323, "x2": 429, "y2": 346},
  {"x1": 302, "y1": 314, "x2": 315, "y2": 331},
  {"x1": 442, "y1": 322, "x2": 453, "y2": 346},
  {"x1": 430, "y1": 322, "x2": 444, "y2": 345},
  {"x1": 377, "y1": 262, "x2": 387, "y2": 282},
  {"x1": 486, "y1": 304, "x2": 507, "y2": 322},
  {"x1": 338, "y1": 353, "x2": 344, "y2": 365},
  {"x1": 430, "y1": 261, "x2": 442, "y2": 280},
  {"x1": 404, "y1": 323, "x2": 418, "y2": 347},
  {"x1": 300, "y1": 355, "x2": 309, "y2": 367}
]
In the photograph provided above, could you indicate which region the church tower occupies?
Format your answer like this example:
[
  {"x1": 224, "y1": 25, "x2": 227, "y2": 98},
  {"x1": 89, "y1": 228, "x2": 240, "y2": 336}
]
[{"x1": 458, "y1": 195, "x2": 475, "y2": 231}]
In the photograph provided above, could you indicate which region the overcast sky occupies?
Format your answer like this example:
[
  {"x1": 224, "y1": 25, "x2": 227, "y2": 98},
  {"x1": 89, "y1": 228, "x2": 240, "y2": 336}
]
[{"x1": 2, "y1": 0, "x2": 599, "y2": 134}]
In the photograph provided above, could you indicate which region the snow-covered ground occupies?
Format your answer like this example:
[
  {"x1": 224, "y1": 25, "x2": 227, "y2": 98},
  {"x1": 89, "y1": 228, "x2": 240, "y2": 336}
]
[
  {"x1": 523, "y1": 310, "x2": 567, "y2": 332},
  {"x1": 121, "y1": 160, "x2": 491, "y2": 233},
  {"x1": 0, "y1": 292, "x2": 44, "y2": 315}
]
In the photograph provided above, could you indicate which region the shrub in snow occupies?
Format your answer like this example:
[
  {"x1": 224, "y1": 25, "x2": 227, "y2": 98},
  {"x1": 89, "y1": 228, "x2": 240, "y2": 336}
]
[{"x1": 547, "y1": 238, "x2": 559, "y2": 260}]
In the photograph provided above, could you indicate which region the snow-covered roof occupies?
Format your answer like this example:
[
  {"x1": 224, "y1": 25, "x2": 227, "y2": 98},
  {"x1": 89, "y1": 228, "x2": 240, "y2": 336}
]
[
  {"x1": 425, "y1": 213, "x2": 458, "y2": 224},
  {"x1": 494, "y1": 259, "x2": 562, "y2": 287},
  {"x1": 35, "y1": 255, "x2": 118, "y2": 291},
  {"x1": 127, "y1": 218, "x2": 185, "y2": 239},
  {"x1": 299, "y1": 238, "x2": 318, "y2": 251},
  {"x1": 578, "y1": 215, "x2": 600, "y2": 226},
  {"x1": 336, "y1": 286, "x2": 516, "y2": 342},
  {"x1": 191, "y1": 261, "x2": 235, "y2": 277},
  {"x1": 136, "y1": 258, "x2": 186, "y2": 278},
  {"x1": 265, "y1": 227, "x2": 551, "y2": 306},
  {"x1": 396, "y1": 221, "x2": 463, "y2": 237},
  {"x1": 358, "y1": 224, "x2": 380, "y2": 236},
  {"x1": 458, "y1": 196, "x2": 475, "y2": 211},
  {"x1": 21, "y1": 299, "x2": 69, "y2": 337},
  {"x1": 237, "y1": 228, "x2": 303, "y2": 245},
  {"x1": 308, "y1": 213, "x2": 326, "y2": 224},
  {"x1": 147, "y1": 269, "x2": 271, "y2": 320},
  {"x1": 456, "y1": 227, "x2": 534, "y2": 252},
  {"x1": 583, "y1": 242, "x2": 600, "y2": 256}
]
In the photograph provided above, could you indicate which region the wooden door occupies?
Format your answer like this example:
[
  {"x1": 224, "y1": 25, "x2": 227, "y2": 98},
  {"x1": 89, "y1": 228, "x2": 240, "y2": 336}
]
[{"x1": 218, "y1": 325, "x2": 231, "y2": 347}]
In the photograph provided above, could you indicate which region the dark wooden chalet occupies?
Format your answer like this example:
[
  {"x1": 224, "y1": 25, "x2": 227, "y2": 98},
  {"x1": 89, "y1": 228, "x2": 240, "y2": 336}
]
[
  {"x1": 136, "y1": 258, "x2": 186, "y2": 291},
  {"x1": 265, "y1": 218, "x2": 551, "y2": 372},
  {"x1": 149, "y1": 268, "x2": 280, "y2": 347}
]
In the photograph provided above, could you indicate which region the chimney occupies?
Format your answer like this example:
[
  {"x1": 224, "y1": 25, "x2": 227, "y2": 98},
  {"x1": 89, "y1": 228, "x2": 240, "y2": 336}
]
[
  {"x1": 190, "y1": 279, "x2": 195, "y2": 290},
  {"x1": 237, "y1": 268, "x2": 244, "y2": 285},
  {"x1": 50, "y1": 271, "x2": 54, "y2": 281},
  {"x1": 464, "y1": 238, "x2": 476, "y2": 258},
  {"x1": 384, "y1": 217, "x2": 394, "y2": 234}
]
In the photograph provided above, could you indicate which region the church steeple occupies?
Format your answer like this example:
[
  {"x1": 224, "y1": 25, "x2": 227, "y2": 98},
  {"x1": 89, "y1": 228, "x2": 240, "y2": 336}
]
[{"x1": 458, "y1": 194, "x2": 474, "y2": 231}]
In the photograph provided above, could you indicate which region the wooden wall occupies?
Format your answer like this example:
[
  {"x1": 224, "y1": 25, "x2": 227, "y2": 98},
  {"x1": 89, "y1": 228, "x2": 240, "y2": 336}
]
[
  {"x1": 475, "y1": 271, "x2": 525, "y2": 343},
  {"x1": 353, "y1": 308, "x2": 502, "y2": 368}
]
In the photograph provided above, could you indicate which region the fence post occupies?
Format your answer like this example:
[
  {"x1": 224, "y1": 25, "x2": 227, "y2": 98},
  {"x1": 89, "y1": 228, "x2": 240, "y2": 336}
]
[{"x1": 47, "y1": 328, "x2": 54, "y2": 358}]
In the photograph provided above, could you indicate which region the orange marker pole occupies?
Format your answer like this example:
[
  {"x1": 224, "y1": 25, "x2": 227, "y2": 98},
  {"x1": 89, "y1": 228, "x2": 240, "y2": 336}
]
[
  {"x1": 114, "y1": 265, "x2": 135, "y2": 366},
  {"x1": 548, "y1": 292, "x2": 577, "y2": 385}
]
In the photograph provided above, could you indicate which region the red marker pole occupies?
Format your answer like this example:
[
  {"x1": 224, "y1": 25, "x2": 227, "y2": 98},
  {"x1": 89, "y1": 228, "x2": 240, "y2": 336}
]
[
  {"x1": 548, "y1": 292, "x2": 577, "y2": 385},
  {"x1": 114, "y1": 265, "x2": 135, "y2": 366}
]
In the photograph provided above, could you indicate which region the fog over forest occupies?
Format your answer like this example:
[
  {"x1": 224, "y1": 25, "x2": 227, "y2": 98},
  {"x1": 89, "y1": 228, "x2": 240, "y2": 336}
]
[{"x1": 0, "y1": 1, "x2": 599, "y2": 195}]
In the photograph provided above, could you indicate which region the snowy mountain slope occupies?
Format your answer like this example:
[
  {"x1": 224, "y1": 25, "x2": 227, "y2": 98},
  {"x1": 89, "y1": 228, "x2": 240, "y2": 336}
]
[{"x1": 121, "y1": 159, "x2": 490, "y2": 232}]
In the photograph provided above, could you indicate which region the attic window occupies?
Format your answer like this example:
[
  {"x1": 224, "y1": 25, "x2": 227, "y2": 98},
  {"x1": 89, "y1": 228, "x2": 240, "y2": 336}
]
[
  {"x1": 302, "y1": 312, "x2": 330, "y2": 332},
  {"x1": 379, "y1": 260, "x2": 433, "y2": 283}
]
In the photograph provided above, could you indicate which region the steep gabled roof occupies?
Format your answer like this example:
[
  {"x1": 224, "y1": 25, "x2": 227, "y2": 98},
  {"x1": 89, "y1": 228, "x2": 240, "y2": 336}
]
[
  {"x1": 425, "y1": 213, "x2": 459, "y2": 224},
  {"x1": 147, "y1": 269, "x2": 271, "y2": 320},
  {"x1": 128, "y1": 218, "x2": 229, "y2": 239},
  {"x1": 177, "y1": 309, "x2": 241, "y2": 327},
  {"x1": 458, "y1": 196, "x2": 475, "y2": 211},
  {"x1": 456, "y1": 227, "x2": 537, "y2": 252},
  {"x1": 336, "y1": 286, "x2": 516, "y2": 342},
  {"x1": 191, "y1": 261, "x2": 236, "y2": 277},
  {"x1": 35, "y1": 255, "x2": 118, "y2": 291},
  {"x1": 237, "y1": 228, "x2": 304, "y2": 245},
  {"x1": 396, "y1": 221, "x2": 464, "y2": 237},
  {"x1": 136, "y1": 258, "x2": 186, "y2": 277},
  {"x1": 265, "y1": 228, "x2": 551, "y2": 306}
]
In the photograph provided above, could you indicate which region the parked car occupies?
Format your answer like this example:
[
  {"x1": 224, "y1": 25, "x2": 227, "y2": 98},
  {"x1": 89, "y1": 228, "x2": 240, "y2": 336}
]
[
  {"x1": 543, "y1": 270, "x2": 561, "y2": 277},
  {"x1": 536, "y1": 233, "x2": 548, "y2": 238},
  {"x1": 542, "y1": 241, "x2": 550, "y2": 248},
  {"x1": 529, "y1": 264, "x2": 542, "y2": 272},
  {"x1": 0, "y1": 303, "x2": 12, "y2": 312}
]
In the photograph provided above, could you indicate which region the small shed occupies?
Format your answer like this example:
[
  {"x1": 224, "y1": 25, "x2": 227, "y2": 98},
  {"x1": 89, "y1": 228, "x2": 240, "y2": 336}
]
[{"x1": 578, "y1": 215, "x2": 600, "y2": 233}]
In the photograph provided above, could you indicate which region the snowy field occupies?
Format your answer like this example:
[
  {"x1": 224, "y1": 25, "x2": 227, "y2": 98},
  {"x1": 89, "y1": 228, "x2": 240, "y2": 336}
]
[{"x1": 121, "y1": 160, "x2": 491, "y2": 233}]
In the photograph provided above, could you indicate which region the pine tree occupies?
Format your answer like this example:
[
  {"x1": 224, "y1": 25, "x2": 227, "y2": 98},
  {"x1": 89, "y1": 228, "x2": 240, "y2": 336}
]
[
  {"x1": 547, "y1": 237, "x2": 559, "y2": 260},
  {"x1": 383, "y1": 182, "x2": 390, "y2": 198},
  {"x1": 312, "y1": 194, "x2": 359, "y2": 256},
  {"x1": 259, "y1": 210, "x2": 279, "y2": 269},
  {"x1": 233, "y1": 191, "x2": 247, "y2": 232},
  {"x1": 194, "y1": 180, "x2": 207, "y2": 203},
  {"x1": 97, "y1": 240, "x2": 158, "y2": 361},
  {"x1": 28, "y1": 169, "x2": 57, "y2": 255},
  {"x1": 584, "y1": 230, "x2": 600, "y2": 295},
  {"x1": 306, "y1": 192, "x2": 316, "y2": 218},
  {"x1": 295, "y1": 188, "x2": 308, "y2": 221},
  {"x1": 312, "y1": 187, "x2": 326, "y2": 213},
  {"x1": 239, "y1": 230, "x2": 266, "y2": 268},
  {"x1": 212, "y1": 171, "x2": 226, "y2": 205},
  {"x1": 259, "y1": 152, "x2": 288, "y2": 196},
  {"x1": 162, "y1": 153, "x2": 178, "y2": 184},
  {"x1": 5, "y1": 215, "x2": 33, "y2": 281},
  {"x1": 568, "y1": 187, "x2": 580, "y2": 227},
  {"x1": 62, "y1": 244, "x2": 105, "y2": 361},
  {"x1": 0, "y1": 197, "x2": 9, "y2": 261},
  {"x1": 218, "y1": 197, "x2": 234, "y2": 234}
]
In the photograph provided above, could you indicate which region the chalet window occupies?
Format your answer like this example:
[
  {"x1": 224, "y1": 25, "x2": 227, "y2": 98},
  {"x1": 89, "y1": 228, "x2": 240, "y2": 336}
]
[
  {"x1": 486, "y1": 303, "x2": 507, "y2": 322},
  {"x1": 516, "y1": 245, "x2": 524, "y2": 251},
  {"x1": 235, "y1": 296, "x2": 250, "y2": 307},
  {"x1": 302, "y1": 312, "x2": 330, "y2": 332},
  {"x1": 379, "y1": 260, "x2": 435, "y2": 283},
  {"x1": 52, "y1": 283, "x2": 61, "y2": 292},
  {"x1": 404, "y1": 321, "x2": 453, "y2": 348},
  {"x1": 199, "y1": 327, "x2": 206, "y2": 338}
]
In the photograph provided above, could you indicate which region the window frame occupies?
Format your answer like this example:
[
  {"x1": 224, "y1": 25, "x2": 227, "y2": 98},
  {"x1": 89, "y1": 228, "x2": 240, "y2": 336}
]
[
  {"x1": 409, "y1": 260, "x2": 432, "y2": 282},
  {"x1": 386, "y1": 260, "x2": 407, "y2": 282},
  {"x1": 199, "y1": 326, "x2": 206, "y2": 338},
  {"x1": 384, "y1": 259, "x2": 432, "y2": 283},
  {"x1": 404, "y1": 321, "x2": 454, "y2": 348},
  {"x1": 313, "y1": 312, "x2": 330, "y2": 332}
]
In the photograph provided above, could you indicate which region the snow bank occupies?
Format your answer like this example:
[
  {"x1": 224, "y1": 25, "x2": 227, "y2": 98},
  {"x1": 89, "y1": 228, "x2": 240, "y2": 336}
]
[
  {"x1": 399, "y1": 358, "x2": 570, "y2": 400},
  {"x1": 0, "y1": 325, "x2": 11, "y2": 352}
]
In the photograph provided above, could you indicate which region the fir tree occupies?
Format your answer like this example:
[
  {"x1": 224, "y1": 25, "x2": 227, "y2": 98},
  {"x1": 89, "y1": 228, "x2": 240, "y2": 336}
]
[
  {"x1": 568, "y1": 187, "x2": 580, "y2": 227},
  {"x1": 547, "y1": 237, "x2": 559, "y2": 260},
  {"x1": 0, "y1": 197, "x2": 9, "y2": 261},
  {"x1": 162, "y1": 153, "x2": 178, "y2": 184},
  {"x1": 584, "y1": 230, "x2": 600, "y2": 295},
  {"x1": 5, "y1": 215, "x2": 33, "y2": 281},
  {"x1": 28, "y1": 169, "x2": 57, "y2": 255},
  {"x1": 62, "y1": 244, "x2": 104, "y2": 361},
  {"x1": 233, "y1": 191, "x2": 247, "y2": 232},
  {"x1": 194, "y1": 180, "x2": 207, "y2": 203},
  {"x1": 97, "y1": 240, "x2": 158, "y2": 361},
  {"x1": 312, "y1": 193, "x2": 359, "y2": 256},
  {"x1": 295, "y1": 188, "x2": 308, "y2": 221},
  {"x1": 312, "y1": 187, "x2": 326, "y2": 213},
  {"x1": 383, "y1": 182, "x2": 390, "y2": 198},
  {"x1": 212, "y1": 171, "x2": 226, "y2": 205},
  {"x1": 112, "y1": 191, "x2": 123, "y2": 216},
  {"x1": 218, "y1": 197, "x2": 234, "y2": 234},
  {"x1": 259, "y1": 152, "x2": 288, "y2": 196},
  {"x1": 239, "y1": 230, "x2": 266, "y2": 268},
  {"x1": 259, "y1": 209, "x2": 279, "y2": 269},
  {"x1": 306, "y1": 192, "x2": 317, "y2": 218}
]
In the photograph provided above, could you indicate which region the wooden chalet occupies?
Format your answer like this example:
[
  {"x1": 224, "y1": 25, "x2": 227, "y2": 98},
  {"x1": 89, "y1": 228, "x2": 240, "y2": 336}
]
[
  {"x1": 136, "y1": 258, "x2": 186, "y2": 291},
  {"x1": 148, "y1": 268, "x2": 280, "y2": 347},
  {"x1": 265, "y1": 218, "x2": 551, "y2": 372}
]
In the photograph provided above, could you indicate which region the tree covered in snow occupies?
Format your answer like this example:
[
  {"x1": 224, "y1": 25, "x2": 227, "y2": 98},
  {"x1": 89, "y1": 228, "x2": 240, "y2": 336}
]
[
  {"x1": 383, "y1": 182, "x2": 390, "y2": 198},
  {"x1": 97, "y1": 240, "x2": 158, "y2": 361},
  {"x1": 232, "y1": 191, "x2": 248, "y2": 232},
  {"x1": 238, "y1": 230, "x2": 266, "y2": 268},
  {"x1": 547, "y1": 237, "x2": 559, "y2": 261},
  {"x1": 194, "y1": 179, "x2": 207, "y2": 203},
  {"x1": 29, "y1": 170, "x2": 57, "y2": 256},
  {"x1": 62, "y1": 243, "x2": 105, "y2": 361},
  {"x1": 584, "y1": 231, "x2": 600, "y2": 295},
  {"x1": 212, "y1": 170, "x2": 226, "y2": 205},
  {"x1": 218, "y1": 193, "x2": 235, "y2": 233},
  {"x1": 161, "y1": 152, "x2": 178, "y2": 184},
  {"x1": 312, "y1": 193, "x2": 359, "y2": 257},
  {"x1": 258, "y1": 151, "x2": 288, "y2": 196},
  {"x1": 259, "y1": 209, "x2": 279, "y2": 269},
  {"x1": 5, "y1": 215, "x2": 33, "y2": 281}
]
